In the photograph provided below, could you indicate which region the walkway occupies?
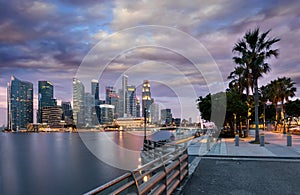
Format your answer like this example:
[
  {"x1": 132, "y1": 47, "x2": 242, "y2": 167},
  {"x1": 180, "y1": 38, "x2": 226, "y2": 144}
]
[
  {"x1": 181, "y1": 131, "x2": 300, "y2": 194},
  {"x1": 188, "y1": 130, "x2": 300, "y2": 157}
]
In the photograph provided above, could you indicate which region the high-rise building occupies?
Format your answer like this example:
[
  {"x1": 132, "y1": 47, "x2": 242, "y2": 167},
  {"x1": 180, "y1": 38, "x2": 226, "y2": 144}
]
[
  {"x1": 136, "y1": 97, "x2": 141, "y2": 117},
  {"x1": 41, "y1": 106, "x2": 63, "y2": 128},
  {"x1": 150, "y1": 103, "x2": 159, "y2": 124},
  {"x1": 127, "y1": 85, "x2": 136, "y2": 117},
  {"x1": 61, "y1": 101, "x2": 73, "y2": 125},
  {"x1": 7, "y1": 76, "x2": 33, "y2": 131},
  {"x1": 161, "y1": 109, "x2": 172, "y2": 126},
  {"x1": 84, "y1": 92, "x2": 97, "y2": 127},
  {"x1": 73, "y1": 78, "x2": 85, "y2": 127},
  {"x1": 119, "y1": 75, "x2": 128, "y2": 117},
  {"x1": 106, "y1": 86, "x2": 119, "y2": 118},
  {"x1": 99, "y1": 104, "x2": 115, "y2": 124},
  {"x1": 142, "y1": 80, "x2": 152, "y2": 122},
  {"x1": 38, "y1": 81, "x2": 57, "y2": 123},
  {"x1": 91, "y1": 79, "x2": 99, "y2": 101}
]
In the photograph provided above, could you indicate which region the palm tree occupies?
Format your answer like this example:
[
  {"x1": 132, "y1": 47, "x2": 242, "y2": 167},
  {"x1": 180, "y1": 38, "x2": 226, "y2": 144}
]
[
  {"x1": 274, "y1": 77, "x2": 296, "y2": 133},
  {"x1": 228, "y1": 66, "x2": 250, "y2": 137},
  {"x1": 232, "y1": 28, "x2": 280, "y2": 142}
]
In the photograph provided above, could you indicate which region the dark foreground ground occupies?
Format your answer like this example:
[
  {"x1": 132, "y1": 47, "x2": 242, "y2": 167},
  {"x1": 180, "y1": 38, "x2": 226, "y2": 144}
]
[{"x1": 181, "y1": 158, "x2": 300, "y2": 195}]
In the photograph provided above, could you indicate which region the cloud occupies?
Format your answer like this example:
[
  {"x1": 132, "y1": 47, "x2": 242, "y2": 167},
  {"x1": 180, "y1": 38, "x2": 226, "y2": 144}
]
[{"x1": 0, "y1": 0, "x2": 300, "y2": 125}]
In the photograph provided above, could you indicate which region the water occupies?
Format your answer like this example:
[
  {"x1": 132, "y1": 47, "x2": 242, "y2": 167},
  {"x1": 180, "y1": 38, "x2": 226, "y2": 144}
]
[{"x1": 0, "y1": 131, "x2": 175, "y2": 195}]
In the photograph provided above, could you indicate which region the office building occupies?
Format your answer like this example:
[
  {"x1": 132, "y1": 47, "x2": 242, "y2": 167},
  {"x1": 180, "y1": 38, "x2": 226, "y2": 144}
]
[
  {"x1": 73, "y1": 78, "x2": 85, "y2": 127},
  {"x1": 161, "y1": 109, "x2": 172, "y2": 126},
  {"x1": 106, "y1": 86, "x2": 119, "y2": 118},
  {"x1": 136, "y1": 97, "x2": 141, "y2": 117},
  {"x1": 7, "y1": 76, "x2": 33, "y2": 131},
  {"x1": 84, "y1": 92, "x2": 97, "y2": 127},
  {"x1": 150, "y1": 103, "x2": 159, "y2": 124},
  {"x1": 91, "y1": 79, "x2": 99, "y2": 101},
  {"x1": 41, "y1": 106, "x2": 63, "y2": 128},
  {"x1": 118, "y1": 75, "x2": 128, "y2": 118},
  {"x1": 61, "y1": 101, "x2": 73, "y2": 125},
  {"x1": 37, "y1": 81, "x2": 57, "y2": 123},
  {"x1": 127, "y1": 85, "x2": 136, "y2": 117},
  {"x1": 142, "y1": 80, "x2": 153, "y2": 122},
  {"x1": 99, "y1": 104, "x2": 115, "y2": 124}
]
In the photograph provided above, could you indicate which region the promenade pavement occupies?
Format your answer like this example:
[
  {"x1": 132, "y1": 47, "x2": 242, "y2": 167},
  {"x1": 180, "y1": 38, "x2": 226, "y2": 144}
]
[
  {"x1": 181, "y1": 130, "x2": 300, "y2": 194},
  {"x1": 188, "y1": 130, "x2": 300, "y2": 157}
]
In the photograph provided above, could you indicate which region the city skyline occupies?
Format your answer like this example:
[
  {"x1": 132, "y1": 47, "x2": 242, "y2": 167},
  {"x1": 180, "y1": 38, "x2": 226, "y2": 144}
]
[
  {"x1": 1, "y1": 1, "x2": 300, "y2": 126},
  {"x1": 4, "y1": 75, "x2": 185, "y2": 128}
]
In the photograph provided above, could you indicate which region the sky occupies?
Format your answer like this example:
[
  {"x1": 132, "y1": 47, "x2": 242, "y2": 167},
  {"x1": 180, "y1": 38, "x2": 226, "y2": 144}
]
[{"x1": 1, "y1": 0, "x2": 300, "y2": 126}]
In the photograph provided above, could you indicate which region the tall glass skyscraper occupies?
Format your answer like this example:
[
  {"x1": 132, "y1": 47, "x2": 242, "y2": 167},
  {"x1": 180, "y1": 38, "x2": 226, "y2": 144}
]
[
  {"x1": 127, "y1": 85, "x2": 137, "y2": 117},
  {"x1": 73, "y1": 78, "x2": 85, "y2": 127},
  {"x1": 38, "y1": 81, "x2": 56, "y2": 123},
  {"x1": 91, "y1": 79, "x2": 99, "y2": 101},
  {"x1": 118, "y1": 75, "x2": 128, "y2": 117},
  {"x1": 7, "y1": 76, "x2": 33, "y2": 131}
]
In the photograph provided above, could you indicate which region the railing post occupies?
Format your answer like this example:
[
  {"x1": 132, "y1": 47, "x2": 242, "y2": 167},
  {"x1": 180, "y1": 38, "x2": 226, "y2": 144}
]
[
  {"x1": 260, "y1": 134, "x2": 265, "y2": 146},
  {"x1": 287, "y1": 133, "x2": 292, "y2": 146},
  {"x1": 235, "y1": 134, "x2": 239, "y2": 146}
]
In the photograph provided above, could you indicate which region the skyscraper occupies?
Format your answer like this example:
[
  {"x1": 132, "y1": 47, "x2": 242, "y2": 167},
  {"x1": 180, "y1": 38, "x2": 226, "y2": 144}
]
[
  {"x1": 150, "y1": 103, "x2": 159, "y2": 124},
  {"x1": 41, "y1": 106, "x2": 63, "y2": 128},
  {"x1": 136, "y1": 97, "x2": 141, "y2": 117},
  {"x1": 73, "y1": 78, "x2": 85, "y2": 127},
  {"x1": 99, "y1": 104, "x2": 115, "y2": 124},
  {"x1": 161, "y1": 109, "x2": 173, "y2": 126},
  {"x1": 106, "y1": 86, "x2": 119, "y2": 118},
  {"x1": 91, "y1": 79, "x2": 99, "y2": 101},
  {"x1": 62, "y1": 101, "x2": 73, "y2": 125},
  {"x1": 142, "y1": 80, "x2": 152, "y2": 122},
  {"x1": 7, "y1": 76, "x2": 33, "y2": 131},
  {"x1": 38, "y1": 81, "x2": 56, "y2": 123},
  {"x1": 119, "y1": 75, "x2": 128, "y2": 117},
  {"x1": 127, "y1": 85, "x2": 137, "y2": 117}
]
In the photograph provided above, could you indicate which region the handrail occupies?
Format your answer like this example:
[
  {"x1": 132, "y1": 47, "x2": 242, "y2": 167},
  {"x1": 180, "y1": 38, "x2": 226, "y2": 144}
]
[{"x1": 85, "y1": 145, "x2": 189, "y2": 195}]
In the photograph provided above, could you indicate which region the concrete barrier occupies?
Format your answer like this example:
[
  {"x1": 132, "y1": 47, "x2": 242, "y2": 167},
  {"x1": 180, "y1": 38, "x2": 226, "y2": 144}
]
[
  {"x1": 287, "y1": 134, "x2": 292, "y2": 146},
  {"x1": 260, "y1": 134, "x2": 265, "y2": 146},
  {"x1": 235, "y1": 134, "x2": 239, "y2": 146}
]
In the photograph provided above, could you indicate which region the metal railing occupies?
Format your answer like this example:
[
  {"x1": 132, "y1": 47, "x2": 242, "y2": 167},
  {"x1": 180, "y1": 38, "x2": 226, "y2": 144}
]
[{"x1": 85, "y1": 145, "x2": 189, "y2": 195}]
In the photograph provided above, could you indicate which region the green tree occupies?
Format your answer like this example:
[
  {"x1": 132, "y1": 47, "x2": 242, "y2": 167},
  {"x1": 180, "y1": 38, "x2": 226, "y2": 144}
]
[
  {"x1": 232, "y1": 28, "x2": 280, "y2": 141},
  {"x1": 270, "y1": 77, "x2": 296, "y2": 132},
  {"x1": 285, "y1": 99, "x2": 300, "y2": 118}
]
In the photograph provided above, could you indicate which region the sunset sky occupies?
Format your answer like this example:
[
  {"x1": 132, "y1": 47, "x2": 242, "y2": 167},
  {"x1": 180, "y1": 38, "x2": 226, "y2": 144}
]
[{"x1": 1, "y1": 0, "x2": 300, "y2": 126}]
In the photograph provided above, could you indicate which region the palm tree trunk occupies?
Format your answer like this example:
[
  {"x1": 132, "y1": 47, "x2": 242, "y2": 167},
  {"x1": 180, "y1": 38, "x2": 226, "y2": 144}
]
[{"x1": 254, "y1": 79, "x2": 259, "y2": 142}]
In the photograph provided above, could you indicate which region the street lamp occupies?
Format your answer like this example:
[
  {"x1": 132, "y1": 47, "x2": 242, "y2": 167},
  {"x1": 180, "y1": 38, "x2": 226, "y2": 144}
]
[{"x1": 143, "y1": 108, "x2": 147, "y2": 151}]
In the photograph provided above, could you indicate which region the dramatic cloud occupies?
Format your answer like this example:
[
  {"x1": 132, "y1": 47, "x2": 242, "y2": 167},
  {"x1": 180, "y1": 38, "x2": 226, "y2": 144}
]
[{"x1": 0, "y1": 0, "x2": 300, "y2": 125}]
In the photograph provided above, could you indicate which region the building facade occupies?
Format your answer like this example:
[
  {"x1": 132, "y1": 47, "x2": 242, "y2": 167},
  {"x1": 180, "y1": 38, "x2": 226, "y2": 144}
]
[
  {"x1": 142, "y1": 80, "x2": 153, "y2": 122},
  {"x1": 118, "y1": 75, "x2": 128, "y2": 118},
  {"x1": 161, "y1": 108, "x2": 172, "y2": 126},
  {"x1": 127, "y1": 85, "x2": 137, "y2": 117},
  {"x1": 72, "y1": 78, "x2": 85, "y2": 127},
  {"x1": 150, "y1": 103, "x2": 160, "y2": 124},
  {"x1": 41, "y1": 106, "x2": 63, "y2": 128},
  {"x1": 7, "y1": 76, "x2": 33, "y2": 131},
  {"x1": 99, "y1": 104, "x2": 115, "y2": 124},
  {"x1": 38, "y1": 81, "x2": 57, "y2": 123},
  {"x1": 61, "y1": 101, "x2": 73, "y2": 125}
]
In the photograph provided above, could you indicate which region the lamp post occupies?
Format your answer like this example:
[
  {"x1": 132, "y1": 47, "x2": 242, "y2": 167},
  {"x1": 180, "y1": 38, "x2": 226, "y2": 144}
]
[
  {"x1": 143, "y1": 108, "x2": 147, "y2": 151},
  {"x1": 144, "y1": 108, "x2": 147, "y2": 141}
]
